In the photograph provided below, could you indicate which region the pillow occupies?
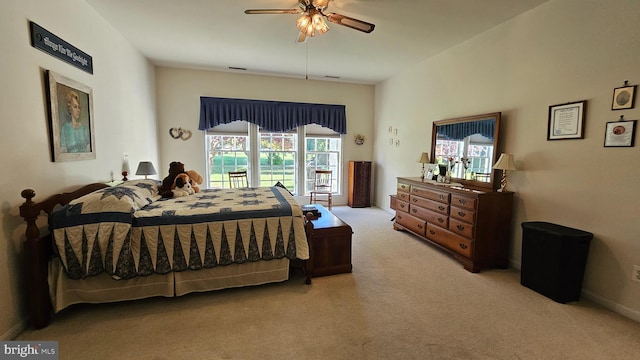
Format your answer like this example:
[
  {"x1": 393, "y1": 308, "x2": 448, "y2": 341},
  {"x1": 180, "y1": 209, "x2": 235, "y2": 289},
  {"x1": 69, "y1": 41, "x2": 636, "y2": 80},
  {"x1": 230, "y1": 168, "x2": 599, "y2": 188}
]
[
  {"x1": 274, "y1": 181, "x2": 293, "y2": 196},
  {"x1": 70, "y1": 179, "x2": 160, "y2": 214}
]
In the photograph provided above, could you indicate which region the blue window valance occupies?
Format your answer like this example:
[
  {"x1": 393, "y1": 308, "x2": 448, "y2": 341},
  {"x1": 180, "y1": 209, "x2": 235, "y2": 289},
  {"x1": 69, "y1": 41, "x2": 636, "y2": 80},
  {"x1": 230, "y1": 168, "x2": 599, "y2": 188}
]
[
  {"x1": 437, "y1": 119, "x2": 495, "y2": 141},
  {"x1": 198, "y1": 97, "x2": 347, "y2": 134}
]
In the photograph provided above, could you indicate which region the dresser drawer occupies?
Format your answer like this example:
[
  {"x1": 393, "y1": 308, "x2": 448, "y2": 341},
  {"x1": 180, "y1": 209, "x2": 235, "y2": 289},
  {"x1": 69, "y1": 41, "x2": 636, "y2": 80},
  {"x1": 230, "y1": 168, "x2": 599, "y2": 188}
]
[
  {"x1": 396, "y1": 199, "x2": 409, "y2": 213},
  {"x1": 410, "y1": 196, "x2": 449, "y2": 215},
  {"x1": 397, "y1": 192, "x2": 410, "y2": 202},
  {"x1": 451, "y1": 194, "x2": 476, "y2": 210},
  {"x1": 410, "y1": 205, "x2": 449, "y2": 229},
  {"x1": 449, "y1": 206, "x2": 475, "y2": 223},
  {"x1": 396, "y1": 212, "x2": 427, "y2": 237},
  {"x1": 410, "y1": 186, "x2": 450, "y2": 203},
  {"x1": 426, "y1": 223, "x2": 473, "y2": 259},
  {"x1": 397, "y1": 181, "x2": 411, "y2": 194},
  {"x1": 449, "y1": 217, "x2": 474, "y2": 239}
]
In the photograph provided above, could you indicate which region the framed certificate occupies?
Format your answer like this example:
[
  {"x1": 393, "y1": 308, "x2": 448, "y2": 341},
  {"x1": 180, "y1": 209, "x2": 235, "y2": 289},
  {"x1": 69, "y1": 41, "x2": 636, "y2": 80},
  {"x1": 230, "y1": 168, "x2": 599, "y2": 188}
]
[
  {"x1": 547, "y1": 100, "x2": 586, "y2": 140},
  {"x1": 604, "y1": 120, "x2": 636, "y2": 147}
]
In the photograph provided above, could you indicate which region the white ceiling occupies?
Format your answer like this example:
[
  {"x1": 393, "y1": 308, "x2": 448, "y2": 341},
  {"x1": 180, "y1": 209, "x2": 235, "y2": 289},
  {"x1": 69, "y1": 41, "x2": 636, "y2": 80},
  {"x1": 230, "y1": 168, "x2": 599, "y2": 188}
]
[{"x1": 85, "y1": 0, "x2": 548, "y2": 84}]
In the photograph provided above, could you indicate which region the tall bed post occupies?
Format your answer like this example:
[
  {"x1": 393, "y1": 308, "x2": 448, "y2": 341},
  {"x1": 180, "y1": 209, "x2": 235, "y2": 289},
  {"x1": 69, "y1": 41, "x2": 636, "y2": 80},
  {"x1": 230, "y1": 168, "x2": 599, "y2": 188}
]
[
  {"x1": 19, "y1": 189, "x2": 54, "y2": 329},
  {"x1": 19, "y1": 183, "x2": 109, "y2": 329}
]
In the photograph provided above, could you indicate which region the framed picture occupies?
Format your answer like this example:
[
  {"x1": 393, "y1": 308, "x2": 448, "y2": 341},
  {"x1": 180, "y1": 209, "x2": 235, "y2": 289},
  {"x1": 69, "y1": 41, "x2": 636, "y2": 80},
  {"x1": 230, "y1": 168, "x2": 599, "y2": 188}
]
[
  {"x1": 425, "y1": 164, "x2": 437, "y2": 180},
  {"x1": 611, "y1": 84, "x2": 636, "y2": 110},
  {"x1": 547, "y1": 100, "x2": 586, "y2": 140},
  {"x1": 604, "y1": 120, "x2": 636, "y2": 147},
  {"x1": 47, "y1": 70, "x2": 95, "y2": 161}
]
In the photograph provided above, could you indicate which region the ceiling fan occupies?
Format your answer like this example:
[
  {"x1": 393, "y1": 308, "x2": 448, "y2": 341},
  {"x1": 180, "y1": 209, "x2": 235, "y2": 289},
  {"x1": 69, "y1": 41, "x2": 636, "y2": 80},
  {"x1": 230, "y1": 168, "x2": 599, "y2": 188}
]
[{"x1": 245, "y1": 0, "x2": 375, "y2": 43}]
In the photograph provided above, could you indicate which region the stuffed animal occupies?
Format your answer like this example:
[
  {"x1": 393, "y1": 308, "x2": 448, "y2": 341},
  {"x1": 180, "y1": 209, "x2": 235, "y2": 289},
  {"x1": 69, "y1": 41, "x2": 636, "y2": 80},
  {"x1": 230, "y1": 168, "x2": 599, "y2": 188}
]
[
  {"x1": 185, "y1": 169, "x2": 203, "y2": 193},
  {"x1": 160, "y1": 161, "x2": 185, "y2": 198},
  {"x1": 171, "y1": 173, "x2": 194, "y2": 197}
]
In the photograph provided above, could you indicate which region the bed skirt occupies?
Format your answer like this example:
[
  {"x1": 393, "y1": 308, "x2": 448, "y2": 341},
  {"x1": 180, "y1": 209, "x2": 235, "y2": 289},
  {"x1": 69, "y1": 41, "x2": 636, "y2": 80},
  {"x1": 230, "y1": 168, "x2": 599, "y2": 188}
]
[{"x1": 48, "y1": 257, "x2": 290, "y2": 313}]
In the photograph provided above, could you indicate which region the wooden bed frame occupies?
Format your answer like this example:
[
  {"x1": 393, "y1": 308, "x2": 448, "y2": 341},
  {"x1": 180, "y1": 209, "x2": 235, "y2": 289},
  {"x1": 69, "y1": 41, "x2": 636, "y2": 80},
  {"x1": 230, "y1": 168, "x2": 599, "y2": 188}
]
[{"x1": 19, "y1": 183, "x2": 315, "y2": 329}]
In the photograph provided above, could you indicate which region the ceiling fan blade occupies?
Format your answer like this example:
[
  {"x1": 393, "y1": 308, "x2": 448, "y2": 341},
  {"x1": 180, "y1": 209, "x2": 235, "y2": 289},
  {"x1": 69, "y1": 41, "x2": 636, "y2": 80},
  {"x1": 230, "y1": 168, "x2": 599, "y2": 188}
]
[
  {"x1": 325, "y1": 12, "x2": 375, "y2": 33},
  {"x1": 244, "y1": 9, "x2": 302, "y2": 15}
]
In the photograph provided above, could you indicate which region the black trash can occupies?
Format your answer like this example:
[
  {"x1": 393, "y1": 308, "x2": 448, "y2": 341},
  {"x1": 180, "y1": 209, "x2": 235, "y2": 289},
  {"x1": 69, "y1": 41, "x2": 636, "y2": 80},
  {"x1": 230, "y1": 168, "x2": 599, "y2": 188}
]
[{"x1": 521, "y1": 221, "x2": 593, "y2": 303}]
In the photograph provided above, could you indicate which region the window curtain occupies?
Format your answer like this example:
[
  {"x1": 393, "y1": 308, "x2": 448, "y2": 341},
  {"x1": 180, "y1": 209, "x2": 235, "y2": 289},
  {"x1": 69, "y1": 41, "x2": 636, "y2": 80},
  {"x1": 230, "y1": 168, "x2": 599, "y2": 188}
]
[
  {"x1": 437, "y1": 119, "x2": 495, "y2": 141},
  {"x1": 199, "y1": 97, "x2": 347, "y2": 134}
]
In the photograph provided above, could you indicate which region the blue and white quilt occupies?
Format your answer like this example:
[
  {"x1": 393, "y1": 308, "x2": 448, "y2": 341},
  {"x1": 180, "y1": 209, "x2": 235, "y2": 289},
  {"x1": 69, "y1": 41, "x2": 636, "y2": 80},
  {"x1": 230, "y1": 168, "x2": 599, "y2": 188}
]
[{"x1": 49, "y1": 180, "x2": 309, "y2": 280}]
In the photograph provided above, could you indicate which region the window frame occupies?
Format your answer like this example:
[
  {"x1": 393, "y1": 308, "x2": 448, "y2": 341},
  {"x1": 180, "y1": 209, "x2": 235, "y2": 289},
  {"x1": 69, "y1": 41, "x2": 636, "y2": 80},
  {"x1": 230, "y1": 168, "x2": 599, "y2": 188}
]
[{"x1": 205, "y1": 123, "x2": 342, "y2": 195}]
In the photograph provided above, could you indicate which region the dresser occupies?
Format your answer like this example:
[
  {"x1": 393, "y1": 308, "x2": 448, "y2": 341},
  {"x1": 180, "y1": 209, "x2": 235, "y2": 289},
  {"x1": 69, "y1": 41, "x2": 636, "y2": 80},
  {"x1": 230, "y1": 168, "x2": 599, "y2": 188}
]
[
  {"x1": 348, "y1": 161, "x2": 371, "y2": 208},
  {"x1": 391, "y1": 177, "x2": 513, "y2": 272}
]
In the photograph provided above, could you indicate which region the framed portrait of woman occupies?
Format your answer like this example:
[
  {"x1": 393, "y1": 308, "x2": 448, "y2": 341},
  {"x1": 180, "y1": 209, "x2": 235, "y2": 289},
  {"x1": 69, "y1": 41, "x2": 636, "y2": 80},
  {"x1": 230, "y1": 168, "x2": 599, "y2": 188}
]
[{"x1": 46, "y1": 70, "x2": 95, "y2": 162}]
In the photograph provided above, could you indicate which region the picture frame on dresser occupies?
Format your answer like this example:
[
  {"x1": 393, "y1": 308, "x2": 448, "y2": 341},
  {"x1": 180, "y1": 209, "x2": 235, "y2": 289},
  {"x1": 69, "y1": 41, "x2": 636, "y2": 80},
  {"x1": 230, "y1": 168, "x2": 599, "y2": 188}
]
[{"x1": 46, "y1": 70, "x2": 96, "y2": 162}]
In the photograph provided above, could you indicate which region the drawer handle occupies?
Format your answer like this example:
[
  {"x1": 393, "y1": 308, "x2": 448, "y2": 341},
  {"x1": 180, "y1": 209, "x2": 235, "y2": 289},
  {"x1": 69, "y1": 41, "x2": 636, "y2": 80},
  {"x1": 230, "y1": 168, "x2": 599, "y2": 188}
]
[
  {"x1": 418, "y1": 224, "x2": 423, "y2": 229},
  {"x1": 439, "y1": 194, "x2": 445, "y2": 200},
  {"x1": 397, "y1": 215, "x2": 402, "y2": 220},
  {"x1": 401, "y1": 204, "x2": 406, "y2": 209},
  {"x1": 458, "y1": 199, "x2": 467, "y2": 205},
  {"x1": 459, "y1": 243, "x2": 467, "y2": 249},
  {"x1": 411, "y1": 208, "x2": 416, "y2": 213},
  {"x1": 438, "y1": 218, "x2": 444, "y2": 223},
  {"x1": 401, "y1": 185, "x2": 407, "y2": 189},
  {"x1": 429, "y1": 230, "x2": 436, "y2": 235},
  {"x1": 438, "y1": 206, "x2": 445, "y2": 211},
  {"x1": 412, "y1": 198, "x2": 417, "y2": 202},
  {"x1": 458, "y1": 211, "x2": 466, "y2": 217},
  {"x1": 456, "y1": 225, "x2": 465, "y2": 230}
]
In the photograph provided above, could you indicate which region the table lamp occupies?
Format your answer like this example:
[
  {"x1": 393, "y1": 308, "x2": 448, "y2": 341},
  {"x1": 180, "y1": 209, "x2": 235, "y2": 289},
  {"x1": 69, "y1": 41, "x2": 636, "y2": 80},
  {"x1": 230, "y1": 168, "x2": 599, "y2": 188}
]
[
  {"x1": 417, "y1": 152, "x2": 430, "y2": 180},
  {"x1": 493, "y1": 153, "x2": 516, "y2": 192},
  {"x1": 135, "y1": 161, "x2": 157, "y2": 179}
]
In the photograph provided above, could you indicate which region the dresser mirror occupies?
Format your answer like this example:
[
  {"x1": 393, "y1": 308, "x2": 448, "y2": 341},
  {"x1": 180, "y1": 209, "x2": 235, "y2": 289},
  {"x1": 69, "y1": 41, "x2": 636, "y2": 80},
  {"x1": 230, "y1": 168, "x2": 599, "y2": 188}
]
[{"x1": 430, "y1": 112, "x2": 501, "y2": 191}]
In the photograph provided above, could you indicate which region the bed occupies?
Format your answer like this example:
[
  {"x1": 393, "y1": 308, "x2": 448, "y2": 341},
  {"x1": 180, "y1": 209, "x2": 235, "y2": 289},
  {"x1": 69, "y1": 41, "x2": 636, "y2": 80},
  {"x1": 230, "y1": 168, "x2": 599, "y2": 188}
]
[{"x1": 19, "y1": 180, "x2": 311, "y2": 329}]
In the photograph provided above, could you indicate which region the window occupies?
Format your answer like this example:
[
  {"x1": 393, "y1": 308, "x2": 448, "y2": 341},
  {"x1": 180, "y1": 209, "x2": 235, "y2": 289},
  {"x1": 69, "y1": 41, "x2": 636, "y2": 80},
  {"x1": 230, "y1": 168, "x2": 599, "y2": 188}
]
[
  {"x1": 205, "y1": 122, "x2": 341, "y2": 194},
  {"x1": 305, "y1": 137, "x2": 341, "y2": 194},
  {"x1": 258, "y1": 132, "x2": 297, "y2": 189},
  {"x1": 205, "y1": 134, "x2": 249, "y2": 189}
]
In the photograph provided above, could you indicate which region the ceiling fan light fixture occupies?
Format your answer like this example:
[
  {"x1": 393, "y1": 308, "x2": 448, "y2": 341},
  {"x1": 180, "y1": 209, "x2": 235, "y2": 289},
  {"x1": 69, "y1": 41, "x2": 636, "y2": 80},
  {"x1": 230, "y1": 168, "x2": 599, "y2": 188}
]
[{"x1": 296, "y1": 9, "x2": 329, "y2": 38}]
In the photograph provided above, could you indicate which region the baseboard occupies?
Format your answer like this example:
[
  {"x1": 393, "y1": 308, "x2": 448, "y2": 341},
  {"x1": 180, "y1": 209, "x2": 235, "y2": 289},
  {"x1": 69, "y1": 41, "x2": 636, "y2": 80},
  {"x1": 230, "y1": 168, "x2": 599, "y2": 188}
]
[
  {"x1": 509, "y1": 257, "x2": 639, "y2": 323},
  {"x1": 581, "y1": 289, "x2": 640, "y2": 323},
  {"x1": 1, "y1": 318, "x2": 27, "y2": 340}
]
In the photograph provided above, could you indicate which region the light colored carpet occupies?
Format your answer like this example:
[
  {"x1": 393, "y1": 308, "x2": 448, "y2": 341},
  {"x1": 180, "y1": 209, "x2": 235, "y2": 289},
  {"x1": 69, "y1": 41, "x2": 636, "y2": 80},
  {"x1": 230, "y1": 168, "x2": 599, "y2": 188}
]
[{"x1": 16, "y1": 206, "x2": 640, "y2": 359}]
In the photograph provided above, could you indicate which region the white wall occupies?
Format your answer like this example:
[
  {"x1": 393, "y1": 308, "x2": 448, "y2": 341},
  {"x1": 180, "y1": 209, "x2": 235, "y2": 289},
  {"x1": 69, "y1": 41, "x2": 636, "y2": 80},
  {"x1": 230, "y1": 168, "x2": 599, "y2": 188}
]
[
  {"x1": 374, "y1": 0, "x2": 640, "y2": 321},
  {"x1": 154, "y1": 67, "x2": 375, "y2": 205},
  {"x1": 0, "y1": 0, "x2": 159, "y2": 338}
]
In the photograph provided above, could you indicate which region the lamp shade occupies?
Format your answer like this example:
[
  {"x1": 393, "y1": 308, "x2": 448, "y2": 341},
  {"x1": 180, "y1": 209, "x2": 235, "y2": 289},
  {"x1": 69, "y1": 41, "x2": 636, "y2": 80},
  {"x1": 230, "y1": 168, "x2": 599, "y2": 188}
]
[
  {"x1": 135, "y1": 161, "x2": 157, "y2": 177},
  {"x1": 493, "y1": 153, "x2": 516, "y2": 171},
  {"x1": 417, "y1": 152, "x2": 430, "y2": 164}
]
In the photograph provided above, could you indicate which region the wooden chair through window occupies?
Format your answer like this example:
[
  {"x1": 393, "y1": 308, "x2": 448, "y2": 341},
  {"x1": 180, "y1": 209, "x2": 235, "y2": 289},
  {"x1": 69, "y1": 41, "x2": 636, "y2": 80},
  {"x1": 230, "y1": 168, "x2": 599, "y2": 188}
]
[
  {"x1": 228, "y1": 170, "x2": 248, "y2": 188},
  {"x1": 309, "y1": 169, "x2": 333, "y2": 210}
]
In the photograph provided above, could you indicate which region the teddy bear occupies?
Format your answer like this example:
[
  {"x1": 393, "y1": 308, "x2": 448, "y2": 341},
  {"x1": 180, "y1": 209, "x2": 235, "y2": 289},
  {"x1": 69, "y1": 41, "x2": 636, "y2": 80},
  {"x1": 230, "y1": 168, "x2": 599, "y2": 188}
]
[
  {"x1": 185, "y1": 169, "x2": 203, "y2": 193},
  {"x1": 160, "y1": 161, "x2": 185, "y2": 198},
  {"x1": 171, "y1": 173, "x2": 195, "y2": 198}
]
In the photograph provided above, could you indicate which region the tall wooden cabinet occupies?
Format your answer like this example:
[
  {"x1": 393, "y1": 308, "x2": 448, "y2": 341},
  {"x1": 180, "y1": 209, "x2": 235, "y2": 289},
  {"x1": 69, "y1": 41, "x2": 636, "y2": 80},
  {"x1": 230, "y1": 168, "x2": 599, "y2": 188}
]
[
  {"x1": 348, "y1": 161, "x2": 371, "y2": 208},
  {"x1": 391, "y1": 177, "x2": 513, "y2": 272}
]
